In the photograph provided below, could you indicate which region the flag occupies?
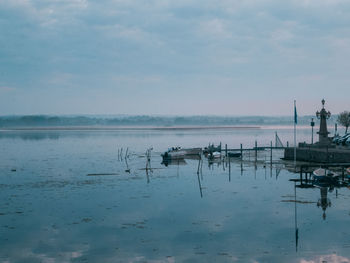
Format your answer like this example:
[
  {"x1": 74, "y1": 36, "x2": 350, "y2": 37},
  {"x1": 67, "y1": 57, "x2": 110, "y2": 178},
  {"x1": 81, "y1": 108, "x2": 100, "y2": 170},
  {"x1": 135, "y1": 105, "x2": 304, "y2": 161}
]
[{"x1": 294, "y1": 101, "x2": 298, "y2": 124}]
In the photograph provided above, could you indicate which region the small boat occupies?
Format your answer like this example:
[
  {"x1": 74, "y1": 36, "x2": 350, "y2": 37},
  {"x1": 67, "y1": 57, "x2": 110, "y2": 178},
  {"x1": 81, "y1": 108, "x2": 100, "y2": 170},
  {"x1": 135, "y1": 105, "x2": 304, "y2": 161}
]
[
  {"x1": 228, "y1": 152, "x2": 241, "y2": 158},
  {"x1": 313, "y1": 168, "x2": 340, "y2": 182},
  {"x1": 204, "y1": 144, "x2": 221, "y2": 154},
  {"x1": 161, "y1": 147, "x2": 202, "y2": 159},
  {"x1": 209, "y1": 151, "x2": 221, "y2": 159}
]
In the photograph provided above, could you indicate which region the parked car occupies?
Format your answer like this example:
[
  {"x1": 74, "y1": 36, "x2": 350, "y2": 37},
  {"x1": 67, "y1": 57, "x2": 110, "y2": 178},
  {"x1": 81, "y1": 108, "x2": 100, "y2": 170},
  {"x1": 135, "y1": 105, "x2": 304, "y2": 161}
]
[
  {"x1": 338, "y1": 133, "x2": 350, "y2": 145},
  {"x1": 345, "y1": 136, "x2": 350, "y2": 146},
  {"x1": 332, "y1": 135, "x2": 341, "y2": 144}
]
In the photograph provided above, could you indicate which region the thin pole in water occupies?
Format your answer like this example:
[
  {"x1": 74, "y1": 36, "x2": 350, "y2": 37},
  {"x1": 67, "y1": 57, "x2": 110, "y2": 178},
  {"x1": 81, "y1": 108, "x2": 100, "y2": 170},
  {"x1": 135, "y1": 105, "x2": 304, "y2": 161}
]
[
  {"x1": 294, "y1": 100, "x2": 297, "y2": 167},
  {"x1": 270, "y1": 141, "x2": 273, "y2": 164}
]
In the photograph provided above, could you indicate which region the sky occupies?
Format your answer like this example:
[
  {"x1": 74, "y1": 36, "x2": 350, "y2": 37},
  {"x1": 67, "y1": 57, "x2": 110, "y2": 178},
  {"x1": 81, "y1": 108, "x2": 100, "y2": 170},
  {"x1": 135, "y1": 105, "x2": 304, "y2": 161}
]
[{"x1": 0, "y1": 0, "x2": 350, "y2": 116}]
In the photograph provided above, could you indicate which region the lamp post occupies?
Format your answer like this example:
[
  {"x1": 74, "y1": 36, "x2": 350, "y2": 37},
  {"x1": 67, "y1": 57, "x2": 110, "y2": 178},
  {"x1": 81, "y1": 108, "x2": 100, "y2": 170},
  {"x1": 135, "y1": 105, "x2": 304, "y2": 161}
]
[
  {"x1": 311, "y1": 118, "x2": 315, "y2": 144},
  {"x1": 316, "y1": 99, "x2": 331, "y2": 146},
  {"x1": 335, "y1": 123, "x2": 337, "y2": 136}
]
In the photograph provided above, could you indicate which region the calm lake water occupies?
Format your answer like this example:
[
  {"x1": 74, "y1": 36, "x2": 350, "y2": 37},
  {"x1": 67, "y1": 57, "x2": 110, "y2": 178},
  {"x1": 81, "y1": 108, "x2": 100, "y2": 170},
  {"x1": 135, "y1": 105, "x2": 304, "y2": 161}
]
[{"x1": 1, "y1": 127, "x2": 349, "y2": 263}]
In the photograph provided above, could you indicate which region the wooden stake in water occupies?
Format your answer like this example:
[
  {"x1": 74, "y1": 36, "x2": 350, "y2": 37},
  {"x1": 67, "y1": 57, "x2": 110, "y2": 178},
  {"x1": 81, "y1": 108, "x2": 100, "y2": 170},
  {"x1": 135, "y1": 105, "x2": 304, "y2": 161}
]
[
  {"x1": 197, "y1": 156, "x2": 201, "y2": 175},
  {"x1": 270, "y1": 141, "x2": 273, "y2": 164},
  {"x1": 228, "y1": 157, "x2": 231, "y2": 182},
  {"x1": 240, "y1": 144, "x2": 243, "y2": 160},
  {"x1": 294, "y1": 100, "x2": 297, "y2": 167},
  {"x1": 125, "y1": 147, "x2": 129, "y2": 159}
]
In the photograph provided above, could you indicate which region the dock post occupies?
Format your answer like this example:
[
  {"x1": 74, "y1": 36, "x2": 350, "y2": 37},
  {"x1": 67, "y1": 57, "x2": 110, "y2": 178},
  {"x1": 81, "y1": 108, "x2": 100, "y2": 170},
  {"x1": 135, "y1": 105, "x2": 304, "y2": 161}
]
[
  {"x1": 197, "y1": 158, "x2": 201, "y2": 175},
  {"x1": 305, "y1": 171, "x2": 308, "y2": 184},
  {"x1": 255, "y1": 140, "x2": 258, "y2": 162},
  {"x1": 240, "y1": 144, "x2": 243, "y2": 159},
  {"x1": 229, "y1": 158, "x2": 231, "y2": 182},
  {"x1": 342, "y1": 167, "x2": 345, "y2": 181},
  {"x1": 270, "y1": 141, "x2": 273, "y2": 164},
  {"x1": 287, "y1": 141, "x2": 289, "y2": 148},
  {"x1": 225, "y1": 144, "x2": 227, "y2": 157},
  {"x1": 300, "y1": 166, "x2": 303, "y2": 184}
]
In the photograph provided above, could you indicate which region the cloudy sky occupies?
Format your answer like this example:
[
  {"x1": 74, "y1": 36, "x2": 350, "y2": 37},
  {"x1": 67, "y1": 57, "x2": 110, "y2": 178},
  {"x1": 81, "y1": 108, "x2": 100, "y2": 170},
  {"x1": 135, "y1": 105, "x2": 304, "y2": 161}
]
[{"x1": 0, "y1": 0, "x2": 350, "y2": 116}]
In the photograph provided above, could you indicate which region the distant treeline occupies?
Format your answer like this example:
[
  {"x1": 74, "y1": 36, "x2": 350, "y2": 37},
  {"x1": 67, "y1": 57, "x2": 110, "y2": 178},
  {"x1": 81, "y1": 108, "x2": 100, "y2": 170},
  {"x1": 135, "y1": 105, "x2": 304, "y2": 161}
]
[{"x1": 0, "y1": 115, "x2": 337, "y2": 127}]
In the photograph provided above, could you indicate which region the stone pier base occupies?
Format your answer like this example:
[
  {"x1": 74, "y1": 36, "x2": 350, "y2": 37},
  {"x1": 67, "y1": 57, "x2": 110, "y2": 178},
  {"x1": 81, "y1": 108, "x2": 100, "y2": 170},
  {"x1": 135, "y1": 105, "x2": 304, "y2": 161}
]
[{"x1": 284, "y1": 147, "x2": 350, "y2": 163}]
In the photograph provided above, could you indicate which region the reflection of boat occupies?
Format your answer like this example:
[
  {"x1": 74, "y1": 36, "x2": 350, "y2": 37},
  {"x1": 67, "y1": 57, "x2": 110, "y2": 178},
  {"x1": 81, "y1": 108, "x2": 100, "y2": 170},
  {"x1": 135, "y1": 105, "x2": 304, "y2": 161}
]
[
  {"x1": 228, "y1": 152, "x2": 241, "y2": 158},
  {"x1": 161, "y1": 158, "x2": 187, "y2": 167},
  {"x1": 161, "y1": 147, "x2": 202, "y2": 159},
  {"x1": 182, "y1": 154, "x2": 201, "y2": 160},
  {"x1": 313, "y1": 168, "x2": 340, "y2": 182}
]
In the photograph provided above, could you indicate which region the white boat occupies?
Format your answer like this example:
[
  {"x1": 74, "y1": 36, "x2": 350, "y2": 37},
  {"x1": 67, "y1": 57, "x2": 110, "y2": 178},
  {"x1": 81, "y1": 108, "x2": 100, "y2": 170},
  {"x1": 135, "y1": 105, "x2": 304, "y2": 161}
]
[
  {"x1": 313, "y1": 168, "x2": 340, "y2": 182},
  {"x1": 210, "y1": 151, "x2": 221, "y2": 159},
  {"x1": 162, "y1": 147, "x2": 202, "y2": 159}
]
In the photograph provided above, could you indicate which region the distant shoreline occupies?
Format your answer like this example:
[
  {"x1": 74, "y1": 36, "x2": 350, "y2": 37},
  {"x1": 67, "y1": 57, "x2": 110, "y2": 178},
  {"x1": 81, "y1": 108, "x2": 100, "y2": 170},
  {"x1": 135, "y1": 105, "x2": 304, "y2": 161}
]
[
  {"x1": 0, "y1": 125, "x2": 262, "y2": 131},
  {"x1": 0, "y1": 125, "x2": 323, "y2": 131}
]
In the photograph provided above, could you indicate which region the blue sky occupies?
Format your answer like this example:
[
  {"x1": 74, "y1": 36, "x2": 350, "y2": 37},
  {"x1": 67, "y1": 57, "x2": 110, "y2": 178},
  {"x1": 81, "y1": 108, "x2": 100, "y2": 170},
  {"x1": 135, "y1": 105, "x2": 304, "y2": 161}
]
[{"x1": 0, "y1": 0, "x2": 350, "y2": 116}]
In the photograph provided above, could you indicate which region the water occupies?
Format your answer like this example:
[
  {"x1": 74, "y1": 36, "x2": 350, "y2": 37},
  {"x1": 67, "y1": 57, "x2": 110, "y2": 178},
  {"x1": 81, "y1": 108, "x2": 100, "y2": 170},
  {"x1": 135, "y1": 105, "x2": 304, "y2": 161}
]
[{"x1": 1, "y1": 127, "x2": 350, "y2": 263}]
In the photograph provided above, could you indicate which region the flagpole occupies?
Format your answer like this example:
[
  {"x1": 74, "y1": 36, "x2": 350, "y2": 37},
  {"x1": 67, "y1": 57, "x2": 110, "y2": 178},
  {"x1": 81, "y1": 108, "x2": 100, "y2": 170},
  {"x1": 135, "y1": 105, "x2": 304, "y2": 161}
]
[{"x1": 294, "y1": 100, "x2": 297, "y2": 167}]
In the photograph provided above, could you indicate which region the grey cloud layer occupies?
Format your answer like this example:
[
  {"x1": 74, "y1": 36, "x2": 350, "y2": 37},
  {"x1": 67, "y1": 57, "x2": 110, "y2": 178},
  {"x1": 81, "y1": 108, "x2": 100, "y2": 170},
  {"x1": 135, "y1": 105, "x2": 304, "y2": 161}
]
[{"x1": 1, "y1": 0, "x2": 350, "y2": 115}]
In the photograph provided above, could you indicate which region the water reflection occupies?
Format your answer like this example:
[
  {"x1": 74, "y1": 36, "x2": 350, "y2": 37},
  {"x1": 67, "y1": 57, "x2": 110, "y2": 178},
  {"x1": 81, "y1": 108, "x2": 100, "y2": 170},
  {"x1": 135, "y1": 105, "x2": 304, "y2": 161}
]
[
  {"x1": 161, "y1": 158, "x2": 187, "y2": 167},
  {"x1": 2, "y1": 128, "x2": 350, "y2": 262},
  {"x1": 317, "y1": 186, "x2": 331, "y2": 220},
  {"x1": 293, "y1": 176, "x2": 350, "y2": 254}
]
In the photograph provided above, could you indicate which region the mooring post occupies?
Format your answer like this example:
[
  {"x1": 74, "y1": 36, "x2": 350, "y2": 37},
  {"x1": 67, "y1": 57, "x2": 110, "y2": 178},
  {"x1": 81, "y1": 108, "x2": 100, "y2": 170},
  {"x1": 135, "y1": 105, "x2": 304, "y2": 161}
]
[
  {"x1": 342, "y1": 166, "x2": 345, "y2": 181},
  {"x1": 225, "y1": 144, "x2": 227, "y2": 157},
  {"x1": 305, "y1": 171, "x2": 308, "y2": 183},
  {"x1": 229, "y1": 158, "x2": 231, "y2": 182},
  {"x1": 255, "y1": 140, "x2": 258, "y2": 162},
  {"x1": 270, "y1": 141, "x2": 273, "y2": 164},
  {"x1": 287, "y1": 141, "x2": 289, "y2": 148},
  {"x1": 240, "y1": 144, "x2": 243, "y2": 159},
  {"x1": 197, "y1": 158, "x2": 201, "y2": 175},
  {"x1": 300, "y1": 166, "x2": 303, "y2": 184}
]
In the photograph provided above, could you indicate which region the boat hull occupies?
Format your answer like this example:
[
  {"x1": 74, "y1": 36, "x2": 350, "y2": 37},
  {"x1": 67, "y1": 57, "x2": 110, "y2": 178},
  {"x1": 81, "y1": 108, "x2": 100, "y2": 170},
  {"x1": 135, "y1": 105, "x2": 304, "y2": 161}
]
[
  {"x1": 313, "y1": 168, "x2": 340, "y2": 182},
  {"x1": 162, "y1": 147, "x2": 202, "y2": 160}
]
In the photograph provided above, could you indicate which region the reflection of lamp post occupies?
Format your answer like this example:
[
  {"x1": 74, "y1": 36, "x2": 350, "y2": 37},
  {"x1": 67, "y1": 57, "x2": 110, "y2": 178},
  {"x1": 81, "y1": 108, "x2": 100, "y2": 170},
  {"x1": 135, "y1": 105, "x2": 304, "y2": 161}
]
[
  {"x1": 311, "y1": 118, "x2": 315, "y2": 144},
  {"x1": 317, "y1": 187, "x2": 331, "y2": 220}
]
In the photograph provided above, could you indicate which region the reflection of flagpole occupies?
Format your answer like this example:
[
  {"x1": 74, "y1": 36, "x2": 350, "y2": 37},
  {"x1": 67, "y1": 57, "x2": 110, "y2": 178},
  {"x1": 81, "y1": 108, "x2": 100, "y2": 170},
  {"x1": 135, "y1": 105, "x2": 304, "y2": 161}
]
[
  {"x1": 294, "y1": 100, "x2": 297, "y2": 167},
  {"x1": 294, "y1": 182, "x2": 299, "y2": 252}
]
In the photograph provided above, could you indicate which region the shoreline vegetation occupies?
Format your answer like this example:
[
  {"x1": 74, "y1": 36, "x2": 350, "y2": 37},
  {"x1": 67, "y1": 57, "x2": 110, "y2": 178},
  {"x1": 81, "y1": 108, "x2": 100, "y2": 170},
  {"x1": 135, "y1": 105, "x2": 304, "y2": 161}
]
[
  {"x1": 0, "y1": 115, "x2": 338, "y2": 129},
  {"x1": 0, "y1": 126, "x2": 262, "y2": 131}
]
